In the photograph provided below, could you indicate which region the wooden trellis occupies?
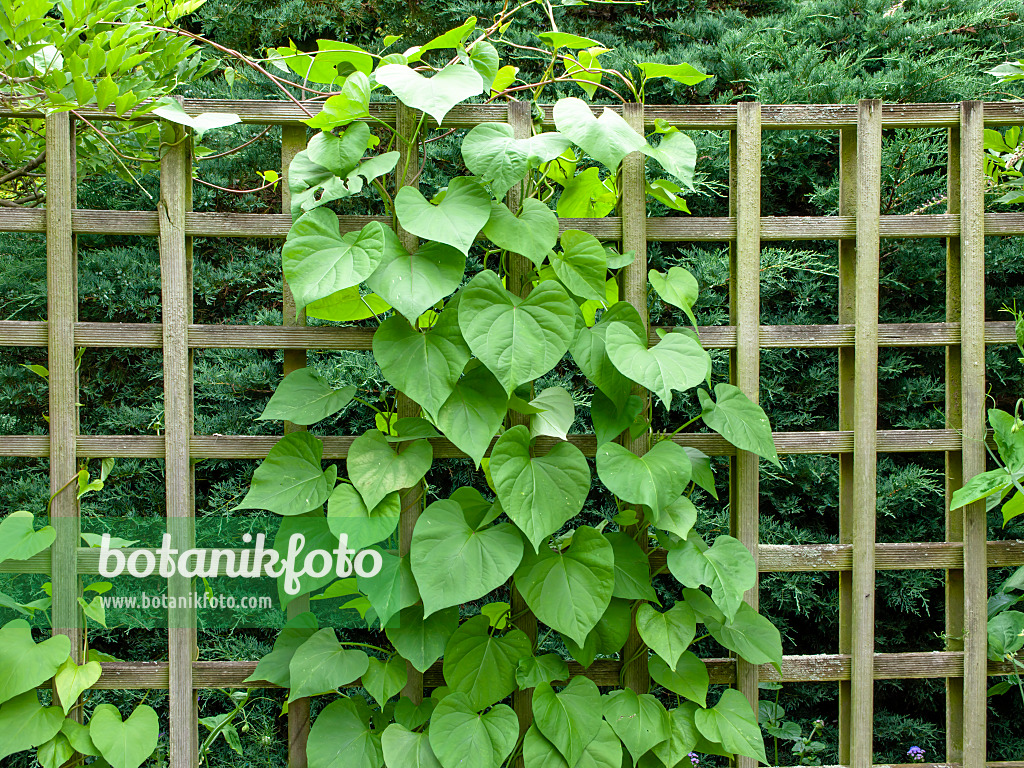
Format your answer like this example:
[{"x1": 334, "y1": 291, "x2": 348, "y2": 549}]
[{"x1": 1, "y1": 98, "x2": 1024, "y2": 768}]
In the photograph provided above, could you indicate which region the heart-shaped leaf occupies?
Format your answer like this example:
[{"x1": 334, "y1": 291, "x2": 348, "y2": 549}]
[
  {"x1": 533, "y1": 676, "x2": 603, "y2": 766},
  {"x1": 382, "y1": 723, "x2": 443, "y2": 768},
  {"x1": 366, "y1": 238, "x2": 468, "y2": 323},
  {"x1": 636, "y1": 601, "x2": 696, "y2": 670},
  {"x1": 667, "y1": 536, "x2": 755, "y2": 622},
  {"x1": 557, "y1": 166, "x2": 616, "y2": 218},
  {"x1": 357, "y1": 550, "x2": 420, "y2": 628},
  {"x1": 462, "y1": 123, "x2": 571, "y2": 199},
  {"x1": 562, "y1": 598, "x2": 632, "y2": 669},
  {"x1": 375, "y1": 63, "x2": 484, "y2": 126},
  {"x1": 434, "y1": 363, "x2": 508, "y2": 467},
  {"x1": 459, "y1": 270, "x2": 576, "y2": 394},
  {"x1": 651, "y1": 705, "x2": 703, "y2": 768},
  {"x1": 482, "y1": 199, "x2": 559, "y2": 268},
  {"x1": 37, "y1": 732, "x2": 75, "y2": 768},
  {"x1": 394, "y1": 176, "x2": 491, "y2": 255},
  {"x1": 282, "y1": 210, "x2": 388, "y2": 312},
  {"x1": 288, "y1": 627, "x2": 369, "y2": 701},
  {"x1": 606, "y1": 323, "x2": 710, "y2": 410},
  {"x1": 514, "y1": 526, "x2": 614, "y2": 646},
  {"x1": 648, "y1": 266, "x2": 699, "y2": 330},
  {"x1": 259, "y1": 368, "x2": 356, "y2": 425},
  {"x1": 571, "y1": 301, "x2": 646, "y2": 410},
  {"x1": 305, "y1": 71, "x2": 371, "y2": 129},
  {"x1": 694, "y1": 689, "x2": 767, "y2": 764},
  {"x1": 347, "y1": 429, "x2": 432, "y2": 511},
  {"x1": 601, "y1": 689, "x2": 670, "y2": 763},
  {"x1": 596, "y1": 440, "x2": 691, "y2": 517},
  {"x1": 699, "y1": 384, "x2": 780, "y2": 467},
  {"x1": 528, "y1": 386, "x2": 575, "y2": 441},
  {"x1": 645, "y1": 128, "x2": 697, "y2": 188},
  {"x1": 0, "y1": 512, "x2": 55, "y2": 564},
  {"x1": 245, "y1": 612, "x2": 318, "y2": 687},
  {"x1": 428, "y1": 693, "x2": 518, "y2": 768},
  {"x1": 591, "y1": 391, "x2": 645, "y2": 446},
  {"x1": 442, "y1": 615, "x2": 531, "y2": 710},
  {"x1": 636, "y1": 61, "x2": 711, "y2": 85},
  {"x1": 90, "y1": 703, "x2": 159, "y2": 768},
  {"x1": 53, "y1": 657, "x2": 101, "y2": 714},
  {"x1": 649, "y1": 651, "x2": 709, "y2": 707},
  {"x1": 606, "y1": 531, "x2": 656, "y2": 601},
  {"x1": 373, "y1": 309, "x2": 470, "y2": 418},
  {"x1": 550, "y1": 229, "x2": 607, "y2": 301},
  {"x1": 516, "y1": 654, "x2": 569, "y2": 689},
  {"x1": 0, "y1": 691, "x2": 64, "y2": 761},
  {"x1": 411, "y1": 499, "x2": 524, "y2": 616},
  {"x1": 385, "y1": 605, "x2": 460, "y2": 673},
  {"x1": 657, "y1": 494, "x2": 699, "y2": 539},
  {"x1": 522, "y1": 721, "x2": 622, "y2": 768},
  {"x1": 327, "y1": 485, "x2": 400, "y2": 551},
  {"x1": 307, "y1": 698, "x2": 382, "y2": 768},
  {"x1": 490, "y1": 425, "x2": 590, "y2": 551},
  {"x1": 0, "y1": 620, "x2": 71, "y2": 705},
  {"x1": 552, "y1": 97, "x2": 648, "y2": 171},
  {"x1": 702, "y1": 602, "x2": 783, "y2": 669},
  {"x1": 235, "y1": 432, "x2": 332, "y2": 516}
]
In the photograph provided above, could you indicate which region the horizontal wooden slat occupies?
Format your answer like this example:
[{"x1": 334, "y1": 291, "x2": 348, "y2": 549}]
[
  {"x1": 0, "y1": 320, "x2": 1015, "y2": 350},
  {"x1": 4, "y1": 101, "x2": 1024, "y2": 128}
]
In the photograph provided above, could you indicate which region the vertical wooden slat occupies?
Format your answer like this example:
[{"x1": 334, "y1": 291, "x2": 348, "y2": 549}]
[
  {"x1": 836, "y1": 125, "x2": 857, "y2": 765},
  {"x1": 46, "y1": 112, "x2": 82, "y2": 657},
  {"x1": 850, "y1": 98, "x2": 882, "y2": 768},
  {"x1": 728, "y1": 101, "x2": 761, "y2": 761},
  {"x1": 958, "y1": 100, "x2": 987, "y2": 768},
  {"x1": 159, "y1": 117, "x2": 197, "y2": 768},
  {"x1": 619, "y1": 101, "x2": 650, "y2": 694},
  {"x1": 394, "y1": 101, "x2": 425, "y2": 705},
  {"x1": 506, "y1": 99, "x2": 538, "y2": 746},
  {"x1": 281, "y1": 123, "x2": 310, "y2": 768},
  {"x1": 944, "y1": 119, "x2": 965, "y2": 764}
]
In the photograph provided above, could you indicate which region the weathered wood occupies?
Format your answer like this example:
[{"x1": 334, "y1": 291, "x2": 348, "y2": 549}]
[
  {"x1": 158, "y1": 116, "x2": 198, "y2": 768},
  {"x1": 729, "y1": 102, "x2": 762, "y2": 755},
  {"x1": 851, "y1": 99, "x2": 882, "y2": 768},
  {"x1": 959, "y1": 101, "x2": 987, "y2": 768}
]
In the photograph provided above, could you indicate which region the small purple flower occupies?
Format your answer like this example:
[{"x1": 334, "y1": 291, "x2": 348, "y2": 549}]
[
  {"x1": 907, "y1": 746, "x2": 925, "y2": 763},
  {"x1": 689, "y1": 753, "x2": 700, "y2": 767}
]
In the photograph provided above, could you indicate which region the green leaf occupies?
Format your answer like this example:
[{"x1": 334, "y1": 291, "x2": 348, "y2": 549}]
[
  {"x1": 533, "y1": 676, "x2": 603, "y2": 766},
  {"x1": 703, "y1": 602, "x2": 783, "y2": 669},
  {"x1": 491, "y1": 65, "x2": 518, "y2": 94},
  {"x1": 636, "y1": 601, "x2": 696, "y2": 670},
  {"x1": 556, "y1": 166, "x2": 616, "y2": 218},
  {"x1": 283, "y1": 211, "x2": 388, "y2": 313},
  {"x1": 684, "y1": 446, "x2": 718, "y2": 499},
  {"x1": 443, "y1": 615, "x2": 531, "y2": 710},
  {"x1": 0, "y1": 511, "x2": 55, "y2": 564},
  {"x1": 516, "y1": 654, "x2": 569, "y2": 689},
  {"x1": 394, "y1": 176, "x2": 490, "y2": 254},
  {"x1": 386, "y1": 604, "x2": 459, "y2": 673},
  {"x1": 327, "y1": 485, "x2": 401, "y2": 551},
  {"x1": 374, "y1": 311, "x2": 470, "y2": 419},
  {"x1": 53, "y1": 657, "x2": 101, "y2": 714},
  {"x1": 645, "y1": 128, "x2": 697, "y2": 189},
  {"x1": 572, "y1": 302, "x2": 646, "y2": 409},
  {"x1": 649, "y1": 651, "x2": 709, "y2": 706},
  {"x1": 357, "y1": 551, "x2": 419, "y2": 628},
  {"x1": 272, "y1": 514, "x2": 344, "y2": 606},
  {"x1": 596, "y1": 440, "x2": 692, "y2": 517},
  {"x1": 406, "y1": 17, "x2": 477, "y2": 62},
  {"x1": 411, "y1": 499, "x2": 524, "y2": 616},
  {"x1": 602, "y1": 688, "x2": 670, "y2": 762},
  {"x1": 991, "y1": 408, "x2": 1024, "y2": 472},
  {"x1": 538, "y1": 32, "x2": 601, "y2": 49},
  {"x1": 668, "y1": 536, "x2": 755, "y2": 622},
  {"x1": 951, "y1": 467, "x2": 1017, "y2": 510},
  {"x1": 37, "y1": 732, "x2": 76, "y2": 768},
  {"x1": 382, "y1": 723, "x2": 443, "y2": 768},
  {"x1": 0, "y1": 691, "x2": 64, "y2": 761},
  {"x1": 523, "y1": 721, "x2": 622, "y2": 768},
  {"x1": 376, "y1": 63, "x2": 483, "y2": 126},
  {"x1": 482, "y1": 199, "x2": 559, "y2": 268},
  {"x1": 647, "y1": 178, "x2": 691, "y2": 212},
  {"x1": 514, "y1": 526, "x2": 614, "y2": 646},
  {"x1": 428, "y1": 693, "x2": 518, "y2": 768},
  {"x1": 306, "y1": 287, "x2": 391, "y2": 322},
  {"x1": 694, "y1": 689, "x2": 767, "y2": 764},
  {"x1": 287, "y1": 124, "x2": 374, "y2": 216},
  {"x1": 462, "y1": 123, "x2": 571, "y2": 200},
  {"x1": 0, "y1": 620, "x2": 71, "y2": 705},
  {"x1": 591, "y1": 391, "x2": 645, "y2": 447},
  {"x1": 649, "y1": 267, "x2": 699, "y2": 330},
  {"x1": 562, "y1": 598, "x2": 632, "y2": 668},
  {"x1": 259, "y1": 368, "x2": 355, "y2": 425},
  {"x1": 490, "y1": 425, "x2": 590, "y2": 551},
  {"x1": 434, "y1": 363, "x2": 508, "y2": 468},
  {"x1": 307, "y1": 698, "x2": 382, "y2": 768},
  {"x1": 529, "y1": 386, "x2": 575, "y2": 441},
  {"x1": 347, "y1": 429, "x2": 432, "y2": 511},
  {"x1": 988, "y1": 610, "x2": 1024, "y2": 658},
  {"x1": 699, "y1": 384, "x2": 780, "y2": 467},
  {"x1": 61, "y1": 718, "x2": 100, "y2": 756},
  {"x1": 363, "y1": 656, "x2": 407, "y2": 709},
  {"x1": 550, "y1": 229, "x2": 608, "y2": 301},
  {"x1": 245, "y1": 612, "x2": 318, "y2": 686},
  {"x1": 305, "y1": 72, "x2": 371, "y2": 129},
  {"x1": 656, "y1": 495, "x2": 699, "y2": 540},
  {"x1": 366, "y1": 236, "x2": 468, "y2": 323},
  {"x1": 651, "y1": 705, "x2": 702, "y2": 767},
  {"x1": 606, "y1": 532, "x2": 656, "y2": 601},
  {"x1": 553, "y1": 97, "x2": 647, "y2": 171},
  {"x1": 607, "y1": 323, "x2": 710, "y2": 410},
  {"x1": 636, "y1": 61, "x2": 711, "y2": 85},
  {"x1": 459, "y1": 270, "x2": 576, "y2": 394},
  {"x1": 90, "y1": 703, "x2": 159, "y2": 768},
  {"x1": 235, "y1": 432, "x2": 332, "y2": 516},
  {"x1": 288, "y1": 627, "x2": 369, "y2": 701}
]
